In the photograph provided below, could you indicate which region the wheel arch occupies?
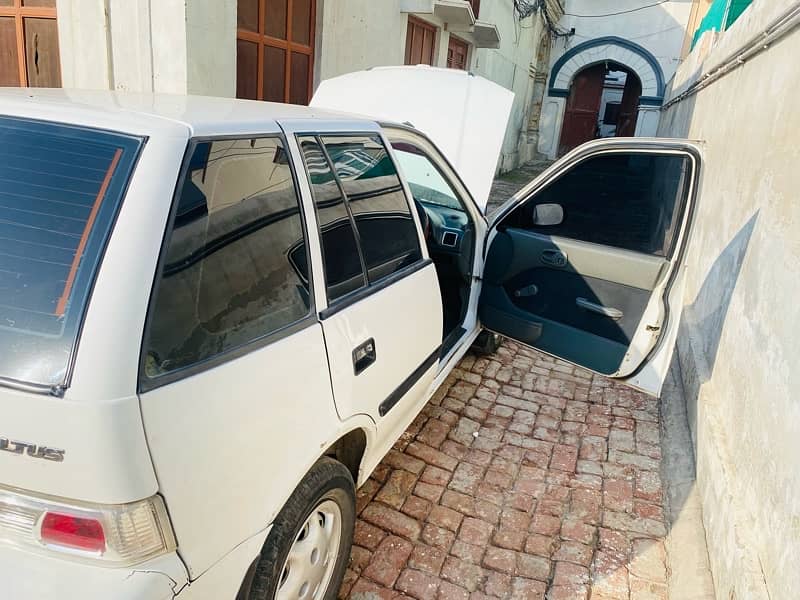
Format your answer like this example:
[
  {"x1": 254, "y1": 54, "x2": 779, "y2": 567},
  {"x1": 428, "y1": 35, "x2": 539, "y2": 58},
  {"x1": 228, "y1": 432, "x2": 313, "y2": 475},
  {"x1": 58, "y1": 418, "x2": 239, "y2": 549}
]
[{"x1": 322, "y1": 428, "x2": 369, "y2": 486}]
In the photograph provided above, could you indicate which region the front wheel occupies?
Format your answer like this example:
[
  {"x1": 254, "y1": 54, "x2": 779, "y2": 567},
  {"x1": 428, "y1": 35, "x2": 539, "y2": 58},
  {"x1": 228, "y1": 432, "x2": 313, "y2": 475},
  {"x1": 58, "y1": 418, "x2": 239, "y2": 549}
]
[{"x1": 249, "y1": 458, "x2": 355, "y2": 600}]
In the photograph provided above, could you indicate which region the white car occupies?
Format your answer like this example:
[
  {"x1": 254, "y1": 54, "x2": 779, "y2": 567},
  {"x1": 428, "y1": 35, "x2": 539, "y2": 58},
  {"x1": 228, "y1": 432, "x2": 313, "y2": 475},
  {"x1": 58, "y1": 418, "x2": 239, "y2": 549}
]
[{"x1": 0, "y1": 68, "x2": 700, "y2": 600}]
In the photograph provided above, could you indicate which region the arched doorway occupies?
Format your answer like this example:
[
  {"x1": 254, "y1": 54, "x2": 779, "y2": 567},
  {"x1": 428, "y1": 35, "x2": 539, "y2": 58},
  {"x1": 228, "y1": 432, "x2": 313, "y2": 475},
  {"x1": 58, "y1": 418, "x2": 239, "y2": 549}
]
[
  {"x1": 538, "y1": 37, "x2": 666, "y2": 160},
  {"x1": 557, "y1": 62, "x2": 642, "y2": 156}
]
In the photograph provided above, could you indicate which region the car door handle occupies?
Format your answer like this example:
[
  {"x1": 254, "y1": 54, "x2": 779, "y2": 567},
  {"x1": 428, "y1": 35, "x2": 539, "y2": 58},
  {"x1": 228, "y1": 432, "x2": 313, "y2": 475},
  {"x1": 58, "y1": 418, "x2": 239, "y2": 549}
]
[
  {"x1": 352, "y1": 338, "x2": 376, "y2": 375},
  {"x1": 576, "y1": 297, "x2": 623, "y2": 320},
  {"x1": 541, "y1": 249, "x2": 568, "y2": 267}
]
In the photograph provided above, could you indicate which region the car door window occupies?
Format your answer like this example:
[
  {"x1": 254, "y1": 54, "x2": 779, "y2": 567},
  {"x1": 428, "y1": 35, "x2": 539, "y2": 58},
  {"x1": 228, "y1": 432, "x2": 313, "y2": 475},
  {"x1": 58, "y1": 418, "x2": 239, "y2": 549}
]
[
  {"x1": 143, "y1": 136, "x2": 311, "y2": 381},
  {"x1": 321, "y1": 135, "x2": 423, "y2": 283},
  {"x1": 393, "y1": 149, "x2": 462, "y2": 211},
  {"x1": 297, "y1": 136, "x2": 367, "y2": 302},
  {"x1": 501, "y1": 153, "x2": 691, "y2": 257}
]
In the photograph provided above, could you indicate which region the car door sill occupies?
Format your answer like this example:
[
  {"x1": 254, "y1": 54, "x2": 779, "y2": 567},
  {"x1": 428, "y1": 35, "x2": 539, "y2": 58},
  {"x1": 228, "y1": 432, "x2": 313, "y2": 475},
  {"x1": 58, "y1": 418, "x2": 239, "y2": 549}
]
[{"x1": 378, "y1": 345, "x2": 442, "y2": 417}]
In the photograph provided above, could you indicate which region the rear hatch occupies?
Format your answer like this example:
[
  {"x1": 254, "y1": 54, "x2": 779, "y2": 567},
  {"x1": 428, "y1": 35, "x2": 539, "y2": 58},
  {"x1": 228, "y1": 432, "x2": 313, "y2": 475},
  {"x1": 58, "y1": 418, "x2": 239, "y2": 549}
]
[{"x1": 0, "y1": 115, "x2": 174, "y2": 567}]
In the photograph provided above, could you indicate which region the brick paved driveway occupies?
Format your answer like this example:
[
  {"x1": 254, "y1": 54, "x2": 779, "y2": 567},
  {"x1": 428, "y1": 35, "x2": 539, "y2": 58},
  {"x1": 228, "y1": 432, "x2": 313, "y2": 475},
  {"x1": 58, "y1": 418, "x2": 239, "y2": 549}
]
[{"x1": 339, "y1": 340, "x2": 668, "y2": 600}]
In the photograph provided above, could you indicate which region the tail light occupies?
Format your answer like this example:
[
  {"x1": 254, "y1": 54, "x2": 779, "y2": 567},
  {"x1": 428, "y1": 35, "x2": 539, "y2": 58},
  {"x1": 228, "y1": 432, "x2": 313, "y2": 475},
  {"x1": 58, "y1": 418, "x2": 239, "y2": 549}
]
[{"x1": 0, "y1": 484, "x2": 176, "y2": 566}]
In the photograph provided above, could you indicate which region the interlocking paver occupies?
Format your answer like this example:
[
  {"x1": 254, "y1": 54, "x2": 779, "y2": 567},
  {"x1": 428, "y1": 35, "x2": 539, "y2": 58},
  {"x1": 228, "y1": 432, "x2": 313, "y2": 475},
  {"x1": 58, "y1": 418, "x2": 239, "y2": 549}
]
[{"x1": 339, "y1": 341, "x2": 674, "y2": 599}]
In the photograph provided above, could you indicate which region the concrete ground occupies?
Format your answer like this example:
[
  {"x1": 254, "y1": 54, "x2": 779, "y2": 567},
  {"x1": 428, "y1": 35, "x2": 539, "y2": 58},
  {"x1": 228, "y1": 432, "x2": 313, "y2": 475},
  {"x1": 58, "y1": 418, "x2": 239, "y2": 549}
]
[
  {"x1": 485, "y1": 161, "x2": 553, "y2": 216},
  {"x1": 337, "y1": 162, "x2": 716, "y2": 599}
]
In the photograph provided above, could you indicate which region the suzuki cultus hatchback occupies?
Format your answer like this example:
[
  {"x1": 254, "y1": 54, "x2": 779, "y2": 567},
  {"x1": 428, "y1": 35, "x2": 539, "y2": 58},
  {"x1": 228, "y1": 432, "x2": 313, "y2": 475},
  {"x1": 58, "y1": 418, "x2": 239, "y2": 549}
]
[{"x1": 0, "y1": 67, "x2": 700, "y2": 599}]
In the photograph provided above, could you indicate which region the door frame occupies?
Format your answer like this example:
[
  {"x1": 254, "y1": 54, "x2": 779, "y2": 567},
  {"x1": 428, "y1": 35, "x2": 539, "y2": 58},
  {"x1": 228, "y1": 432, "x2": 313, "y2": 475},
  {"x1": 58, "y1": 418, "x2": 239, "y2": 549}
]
[
  {"x1": 381, "y1": 123, "x2": 490, "y2": 390},
  {"x1": 405, "y1": 16, "x2": 438, "y2": 66}
]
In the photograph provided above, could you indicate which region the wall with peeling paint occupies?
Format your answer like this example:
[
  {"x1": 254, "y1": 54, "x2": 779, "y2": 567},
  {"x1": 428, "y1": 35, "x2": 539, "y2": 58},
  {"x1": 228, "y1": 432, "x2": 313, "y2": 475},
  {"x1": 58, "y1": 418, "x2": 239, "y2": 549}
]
[{"x1": 657, "y1": 1, "x2": 800, "y2": 598}]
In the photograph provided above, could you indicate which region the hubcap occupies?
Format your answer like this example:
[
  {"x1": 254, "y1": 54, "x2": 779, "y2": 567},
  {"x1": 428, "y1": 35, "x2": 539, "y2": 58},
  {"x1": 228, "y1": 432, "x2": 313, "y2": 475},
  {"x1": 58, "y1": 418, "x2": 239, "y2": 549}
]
[{"x1": 276, "y1": 499, "x2": 342, "y2": 600}]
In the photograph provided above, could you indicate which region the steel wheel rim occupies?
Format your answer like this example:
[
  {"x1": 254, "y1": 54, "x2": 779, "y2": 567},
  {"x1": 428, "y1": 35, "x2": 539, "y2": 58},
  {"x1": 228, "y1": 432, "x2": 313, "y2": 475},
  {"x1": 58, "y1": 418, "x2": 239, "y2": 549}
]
[{"x1": 276, "y1": 499, "x2": 342, "y2": 600}]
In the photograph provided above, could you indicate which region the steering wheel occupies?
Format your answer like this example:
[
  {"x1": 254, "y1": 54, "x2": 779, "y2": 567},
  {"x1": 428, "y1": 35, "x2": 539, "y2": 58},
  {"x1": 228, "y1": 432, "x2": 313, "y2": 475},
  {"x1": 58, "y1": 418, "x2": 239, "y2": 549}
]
[{"x1": 413, "y1": 199, "x2": 432, "y2": 241}]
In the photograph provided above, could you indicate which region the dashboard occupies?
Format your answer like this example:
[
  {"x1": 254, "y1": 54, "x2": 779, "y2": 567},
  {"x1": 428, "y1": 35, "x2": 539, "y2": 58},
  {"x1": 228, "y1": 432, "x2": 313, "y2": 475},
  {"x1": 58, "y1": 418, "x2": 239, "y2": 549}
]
[{"x1": 418, "y1": 199, "x2": 470, "y2": 256}]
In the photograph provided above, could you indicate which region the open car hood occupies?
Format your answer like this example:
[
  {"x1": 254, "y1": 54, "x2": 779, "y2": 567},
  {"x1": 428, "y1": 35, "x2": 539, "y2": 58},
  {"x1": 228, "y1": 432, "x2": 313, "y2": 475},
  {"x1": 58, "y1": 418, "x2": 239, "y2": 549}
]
[{"x1": 310, "y1": 66, "x2": 514, "y2": 212}]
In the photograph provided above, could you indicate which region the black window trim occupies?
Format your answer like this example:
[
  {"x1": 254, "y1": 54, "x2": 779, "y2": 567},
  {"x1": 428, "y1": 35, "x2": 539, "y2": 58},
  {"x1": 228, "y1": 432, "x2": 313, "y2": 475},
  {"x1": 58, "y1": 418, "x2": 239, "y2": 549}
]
[
  {"x1": 315, "y1": 134, "x2": 370, "y2": 290},
  {"x1": 137, "y1": 132, "x2": 317, "y2": 394},
  {"x1": 295, "y1": 130, "x2": 427, "y2": 315}
]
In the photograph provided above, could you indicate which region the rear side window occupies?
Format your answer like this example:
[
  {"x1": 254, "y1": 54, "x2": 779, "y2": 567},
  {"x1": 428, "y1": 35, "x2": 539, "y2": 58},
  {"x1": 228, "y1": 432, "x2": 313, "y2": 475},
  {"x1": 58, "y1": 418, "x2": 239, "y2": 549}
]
[
  {"x1": 142, "y1": 137, "x2": 311, "y2": 381},
  {"x1": 322, "y1": 136, "x2": 422, "y2": 282},
  {"x1": 297, "y1": 136, "x2": 366, "y2": 302},
  {"x1": 298, "y1": 133, "x2": 422, "y2": 303},
  {"x1": 0, "y1": 116, "x2": 142, "y2": 389}
]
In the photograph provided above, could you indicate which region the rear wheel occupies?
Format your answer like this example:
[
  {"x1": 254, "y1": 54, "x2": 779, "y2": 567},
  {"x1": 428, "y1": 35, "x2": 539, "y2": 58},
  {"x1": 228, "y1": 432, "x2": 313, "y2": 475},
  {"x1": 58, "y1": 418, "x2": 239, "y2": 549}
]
[{"x1": 249, "y1": 458, "x2": 355, "y2": 600}]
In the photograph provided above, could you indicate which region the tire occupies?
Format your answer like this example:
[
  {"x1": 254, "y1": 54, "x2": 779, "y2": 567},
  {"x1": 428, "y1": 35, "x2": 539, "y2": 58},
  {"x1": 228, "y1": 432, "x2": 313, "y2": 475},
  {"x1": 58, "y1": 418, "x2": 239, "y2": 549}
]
[
  {"x1": 471, "y1": 329, "x2": 503, "y2": 355},
  {"x1": 248, "y1": 458, "x2": 356, "y2": 600}
]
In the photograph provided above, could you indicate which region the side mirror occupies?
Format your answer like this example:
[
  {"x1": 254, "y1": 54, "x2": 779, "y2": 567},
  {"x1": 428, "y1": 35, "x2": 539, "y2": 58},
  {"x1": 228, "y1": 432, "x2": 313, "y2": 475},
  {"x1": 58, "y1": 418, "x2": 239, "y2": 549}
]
[{"x1": 532, "y1": 203, "x2": 564, "y2": 226}]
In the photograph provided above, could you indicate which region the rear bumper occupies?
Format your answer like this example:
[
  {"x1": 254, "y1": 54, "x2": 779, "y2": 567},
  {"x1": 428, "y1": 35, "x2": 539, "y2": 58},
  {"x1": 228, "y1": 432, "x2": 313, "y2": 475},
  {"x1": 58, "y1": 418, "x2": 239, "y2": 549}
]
[
  {"x1": 0, "y1": 546, "x2": 187, "y2": 600},
  {"x1": 1, "y1": 521, "x2": 270, "y2": 599},
  {"x1": 0, "y1": 525, "x2": 270, "y2": 599}
]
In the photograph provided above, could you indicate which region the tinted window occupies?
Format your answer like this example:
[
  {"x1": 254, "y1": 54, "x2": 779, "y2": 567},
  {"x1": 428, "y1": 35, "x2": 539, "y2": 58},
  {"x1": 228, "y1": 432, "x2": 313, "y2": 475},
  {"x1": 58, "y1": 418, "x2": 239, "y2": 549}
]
[
  {"x1": 322, "y1": 135, "x2": 422, "y2": 282},
  {"x1": 503, "y1": 153, "x2": 691, "y2": 256},
  {"x1": 0, "y1": 116, "x2": 141, "y2": 387},
  {"x1": 144, "y1": 137, "x2": 310, "y2": 379},
  {"x1": 298, "y1": 136, "x2": 366, "y2": 302}
]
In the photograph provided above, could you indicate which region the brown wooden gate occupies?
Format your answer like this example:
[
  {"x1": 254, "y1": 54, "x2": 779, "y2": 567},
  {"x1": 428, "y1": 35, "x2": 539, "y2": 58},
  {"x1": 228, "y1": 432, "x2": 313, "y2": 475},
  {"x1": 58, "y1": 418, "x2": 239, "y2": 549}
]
[
  {"x1": 557, "y1": 63, "x2": 606, "y2": 157},
  {"x1": 616, "y1": 72, "x2": 642, "y2": 137},
  {"x1": 0, "y1": 0, "x2": 60, "y2": 87},
  {"x1": 236, "y1": 0, "x2": 316, "y2": 105}
]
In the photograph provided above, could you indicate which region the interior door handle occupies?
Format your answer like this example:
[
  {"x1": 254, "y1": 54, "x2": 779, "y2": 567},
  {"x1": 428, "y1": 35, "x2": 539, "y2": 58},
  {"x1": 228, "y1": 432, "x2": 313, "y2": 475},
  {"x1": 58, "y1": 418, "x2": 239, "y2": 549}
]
[
  {"x1": 352, "y1": 338, "x2": 376, "y2": 375},
  {"x1": 541, "y1": 249, "x2": 568, "y2": 267},
  {"x1": 576, "y1": 297, "x2": 624, "y2": 320}
]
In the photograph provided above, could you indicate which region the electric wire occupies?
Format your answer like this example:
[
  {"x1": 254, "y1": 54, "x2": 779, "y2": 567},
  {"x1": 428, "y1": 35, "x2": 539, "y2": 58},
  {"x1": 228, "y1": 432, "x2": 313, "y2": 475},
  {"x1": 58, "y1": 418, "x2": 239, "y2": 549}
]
[{"x1": 564, "y1": 1, "x2": 671, "y2": 18}]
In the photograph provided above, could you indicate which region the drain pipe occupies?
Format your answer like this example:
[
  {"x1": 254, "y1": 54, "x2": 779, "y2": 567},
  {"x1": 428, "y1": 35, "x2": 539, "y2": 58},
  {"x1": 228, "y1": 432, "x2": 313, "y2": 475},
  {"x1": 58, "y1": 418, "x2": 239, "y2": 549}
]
[{"x1": 662, "y1": 2, "x2": 800, "y2": 109}]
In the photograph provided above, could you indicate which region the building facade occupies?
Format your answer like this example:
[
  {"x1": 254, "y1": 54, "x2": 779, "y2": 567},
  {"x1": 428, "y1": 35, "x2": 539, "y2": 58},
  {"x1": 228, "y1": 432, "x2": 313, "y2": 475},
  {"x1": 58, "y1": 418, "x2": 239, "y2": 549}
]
[
  {"x1": 1, "y1": 0, "x2": 562, "y2": 172},
  {"x1": 537, "y1": 0, "x2": 694, "y2": 159}
]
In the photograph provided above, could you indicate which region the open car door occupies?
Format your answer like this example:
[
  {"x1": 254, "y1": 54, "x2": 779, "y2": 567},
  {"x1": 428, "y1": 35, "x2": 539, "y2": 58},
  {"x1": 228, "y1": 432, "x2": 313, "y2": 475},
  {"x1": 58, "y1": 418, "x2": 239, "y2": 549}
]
[{"x1": 480, "y1": 138, "x2": 701, "y2": 397}]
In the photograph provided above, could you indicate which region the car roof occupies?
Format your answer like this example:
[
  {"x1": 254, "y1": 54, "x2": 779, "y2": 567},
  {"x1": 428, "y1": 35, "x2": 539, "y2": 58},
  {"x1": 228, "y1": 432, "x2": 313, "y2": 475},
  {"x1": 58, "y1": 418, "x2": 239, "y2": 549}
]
[{"x1": 0, "y1": 88, "x2": 372, "y2": 138}]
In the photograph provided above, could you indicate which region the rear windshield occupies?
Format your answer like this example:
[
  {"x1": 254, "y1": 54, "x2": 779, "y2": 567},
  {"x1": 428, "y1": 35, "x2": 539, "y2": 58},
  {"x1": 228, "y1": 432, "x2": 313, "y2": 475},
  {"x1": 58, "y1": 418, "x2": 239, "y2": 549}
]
[{"x1": 0, "y1": 116, "x2": 142, "y2": 390}]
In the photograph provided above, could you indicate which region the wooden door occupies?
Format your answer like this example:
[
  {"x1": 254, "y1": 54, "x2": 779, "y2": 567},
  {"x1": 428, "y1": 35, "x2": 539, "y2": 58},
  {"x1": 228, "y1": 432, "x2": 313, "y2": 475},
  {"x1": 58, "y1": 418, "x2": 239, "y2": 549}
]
[
  {"x1": 0, "y1": 0, "x2": 60, "y2": 87},
  {"x1": 236, "y1": 0, "x2": 316, "y2": 105},
  {"x1": 447, "y1": 35, "x2": 469, "y2": 70},
  {"x1": 616, "y1": 71, "x2": 642, "y2": 137},
  {"x1": 405, "y1": 17, "x2": 436, "y2": 66},
  {"x1": 557, "y1": 63, "x2": 606, "y2": 157}
]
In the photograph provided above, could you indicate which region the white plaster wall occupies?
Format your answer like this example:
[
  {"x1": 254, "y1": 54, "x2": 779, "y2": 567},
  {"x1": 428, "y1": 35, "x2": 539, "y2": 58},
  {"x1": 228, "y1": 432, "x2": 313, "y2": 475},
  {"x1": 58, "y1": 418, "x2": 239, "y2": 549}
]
[
  {"x1": 57, "y1": 0, "x2": 235, "y2": 96},
  {"x1": 657, "y1": 1, "x2": 800, "y2": 598},
  {"x1": 56, "y1": 0, "x2": 111, "y2": 89},
  {"x1": 472, "y1": 0, "x2": 547, "y2": 170},
  {"x1": 555, "y1": 0, "x2": 694, "y2": 86},
  {"x1": 57, "y1": 0, "x2": 545, "y2": 171},
  {"x1": 185, "y1": 0, "x2": 236, "y2": 97},
  {"x1": 537, "y1": 0, "x2": 694, "y2": 157},
  {"x1": 316, "y1": 0, "x2": 409, "y2": 83}
]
